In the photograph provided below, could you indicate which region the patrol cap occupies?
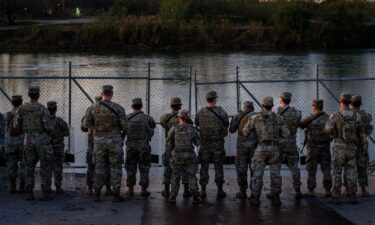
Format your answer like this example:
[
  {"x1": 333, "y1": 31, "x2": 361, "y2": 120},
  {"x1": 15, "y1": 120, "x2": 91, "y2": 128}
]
[
  {"x1": 262, "y1": 96, "x2": 274, "y2": 107},
  {"x1": 171, "y1": 97, "x2": 182, "y2": 105},
  {"x1": 205, "y1": 91, "x2": 218, "y2": 100},
  {"x1": 28, "y1": 85, "x2": 40, "y2": 94},
  {"x1": 47, "y1": 101, "x2": 57, "y2": 108},
  {"x1": 280, "y1": 92, "x2": 292, "y2": 100},
  {"x1": 312, "y1": 99, "x2": 324, "y2": 107},
  {"x1": 177, "y1": 109, "x2": 189, "y2": 118},
  {"x1": 102, "y1": 85, "x2": 113, "y2": 93},
  {"x1": 243, "y1": 101, "x2": 254, "y2": 109},
  {"x1": 95, "y1": 96, "x2": 102, "y2": 102},
  {"x1": 11, "y1": 95, "x2": 22, "y2": 101},
  {"x1": 339, "y1": 93, "x2": 352, "y2": 103},
  {"x1": 132, "y1": 98, "x2": 142, "y2": 105},
  {"x1": 351, "y1": 95, "x2": 362, "y2": 103}
]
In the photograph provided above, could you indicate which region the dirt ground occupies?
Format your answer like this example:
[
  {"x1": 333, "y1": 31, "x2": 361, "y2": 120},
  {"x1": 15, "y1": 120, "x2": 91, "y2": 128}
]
[{"x1": 0, "y1": 166, "x2": 374, "y2": 225}]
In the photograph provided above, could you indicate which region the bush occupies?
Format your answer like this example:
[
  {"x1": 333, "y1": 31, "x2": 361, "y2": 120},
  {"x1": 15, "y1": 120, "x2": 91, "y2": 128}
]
[{"x1": 161, "y1": 0, "x2": 192, "y2": 21}]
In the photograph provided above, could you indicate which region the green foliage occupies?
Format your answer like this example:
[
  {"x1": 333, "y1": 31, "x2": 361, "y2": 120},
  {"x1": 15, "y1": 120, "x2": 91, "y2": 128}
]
[{"x1": 161, "y1": 0, "x2": 192, "y2": 21}]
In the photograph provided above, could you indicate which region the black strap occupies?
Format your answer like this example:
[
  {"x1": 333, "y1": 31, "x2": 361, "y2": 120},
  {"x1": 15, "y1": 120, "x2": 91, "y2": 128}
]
[
  {"x1": 99, "y1": 101, "x2": 119, "y2": 117},
  {"x1": 279, "y1": 106, "x2": 290, "y2": 116},
  {"x1": 165, "y1": 112, "x2": 178, "y2": 126},
  {"x1": 306, "y1": 112, "x2": 325, "y2": 126},
  {"x1": 238, "y1": 111, "x2": 253, "y2": 125},
  {"x1": 128, "y1": 112, "x2": 143, "y2": 121},
  {"x1": 206, "y1": 107, "x2": 228, "y2": 126}
]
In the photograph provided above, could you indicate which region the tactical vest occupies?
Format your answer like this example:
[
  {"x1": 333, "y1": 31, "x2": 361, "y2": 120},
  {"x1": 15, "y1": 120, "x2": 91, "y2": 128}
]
[
  {"x1": 94, "y1": 102, "x2": 119, "y2": 133},
  {"x1": 22, "y1": 103, "x2": 45, "y2": 133},
  {"x1": 256, "y1": 112, "x2": 279, "y2": 142},
  {"x1": 359, "y1": 110, "x2": 373, "y2": 136},
  {"x1": 307, "y1": 113, "x2": 330, "y2": 143},
  {"x1": 199, "y1": 108, "x2": 228, "y2": 139},
  {"x1": 50, "y1": 117, "x2": 66, "y2": 145},
  {"x1": 174, "y1": 125, "x2": 194, "y2": 152},
  {"x1": 127, "y1": 113, "x2": 147, "y2": 140},
  {"x1": 279, "y1": 107, "x2": 300, "y2": 136},
  {"x1": 337, "y1": 111, "x2": 359, "y2": 143}
]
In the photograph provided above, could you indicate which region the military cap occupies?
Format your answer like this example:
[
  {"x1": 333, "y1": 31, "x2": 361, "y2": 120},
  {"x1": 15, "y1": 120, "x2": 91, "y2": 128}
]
[
  {"x1": 243, "y1": 101, "x2": 254, "y2": 109},
  {"x1": 102, "y1": 85, "x2": 113, "y2": 92},
  {"x1": 262, "y1": 96, "x2": 274, "y2": 107},
  {"x1": 171, "y1": 97, "x2": 182, "y2": 105},
  {"x1": 95, "y1": 96, "x2": 102, "y2": 102},
  {"x1": 47, "y1": 101, "x2": 57, "y2": 108},
  {"x1": 339, "y1": 93, "x2": 352, "y2": 102},
  {"x1": 280, "y1": 92, "x2": 292, "y2": 100},
  {"x1": 132, "y1": 98, "x2": 142, "y2": 105},
  {"x1": 28, "y1": 85, "x2": 40, "y2": 94},
  {"x1": 312, "y1": 99, "x2": 323, "y2": 107},
  {"x1": 351, "y1": 95, "x2": 362, "y2": 103},
  {"x1": 11, "y1": 95, "x2": 22, "y2": 101},
  {"x1": 205, "y1": 90, "x2": 218, "y2": 99},
  {"x1": 178, "y1": 109, "x2": 189, "y2": 118}
]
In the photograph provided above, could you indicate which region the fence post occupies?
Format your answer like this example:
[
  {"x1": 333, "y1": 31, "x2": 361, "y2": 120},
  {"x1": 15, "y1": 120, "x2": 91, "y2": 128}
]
[
  {"x1": 194, "y1": 69, "x2": 198, "y2": 114},
  {"x1": 68, "y1": 61, "x2": 72, "y2": 154},
  {"x1": 189, "y1": 66, "x2": 192, "y2": 113},
  {"x1": 316, "y1": 64, "x2": 319, "y2": 99},
  {"x1": 147, "y1": 62, "x2": 151, "y2": 115},
  {"x1": 236, "y1": 66, "x2": 240, "y2": 112}
]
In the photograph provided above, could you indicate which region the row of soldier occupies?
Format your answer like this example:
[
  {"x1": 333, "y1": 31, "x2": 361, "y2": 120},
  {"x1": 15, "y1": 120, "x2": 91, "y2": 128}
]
[{"x1": 0, "y1": 85, "x2": 371, "y2": 206}]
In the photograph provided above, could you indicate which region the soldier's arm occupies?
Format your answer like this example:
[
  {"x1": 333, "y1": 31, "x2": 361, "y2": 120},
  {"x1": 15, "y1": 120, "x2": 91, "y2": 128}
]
[
  {"x1": 357, "y1": 118, "x2": 368, "y2": 152},
  {"x1": 324, "y1": 114, "x2": 336, "y2": 138},
  {"x1": 13, "y1": 106, "x2": 23, "y2": 131},
  {"x1": 148, "y1": 116, "x2": 156, "y2": 129},
  {"x1": 299, "y1": 115, "x2": 312, "y2": 129},
  {"x1": 279, "y1": 117, "x2": 290, "y2": 138},
  {"x1": 194, "y1": 113, "x2": 199, "y2": 127},
  {"x1": 160, "y1": 115, "x2": 166, "y2": 128},
  {"x1": 187, "y1": 117, "x2": 194, "y2": 125},
  {"x1": 243, "y1": 115, "x2": 256, "y2": 137},
  {"x1": 86, "y1": 105, "x2": 95, "y2": 129},
  {"x1": 229, "y1": 114, "x2": 239, "y2": 133},
  {"x1": 42, "y1": 106, "x2": 53, "y2": 133},
  {"x1": 192, "y1": 127, "x2": 201, "y2": 147},
  {"x1": 61, "y1": 118, "x2": 70, "y2": 137},
  {"x1": 166, "y1": 127, "x2": 175, "y2": 153},
  {"x1": 222, "y1": 109, "x2": 230, "y2": 128},
  {"x1": 0, "y1": 114, "x2": 5, "y2": 148},
  {"x1": 117, "y1": 106, "x2": 128, "y2": 133}
]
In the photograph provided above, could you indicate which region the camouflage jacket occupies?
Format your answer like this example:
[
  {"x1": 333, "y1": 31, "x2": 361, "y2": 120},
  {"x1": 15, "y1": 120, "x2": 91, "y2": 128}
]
[
  {"x1": 160, "y1": 111, "x2": 193, "y2": 138},
  {"x1": 50, "y1": 115, "x2": 69, "y2": 147},
  {"x1": 81, "y1": 104, "x2": 95, "y2": 148},
  {"x1": 229, "y1": 110, "x2": 257, "y2": 147},
  {"x1": 299, "y1": 111, "x2": 331, "y2": 145},
  {"x1": 166, "y1": 124, "x2": 200, "y2": 162},
  {"x1": 125, "y1": 111, "x2": 156, "y2": 145},
  {"x1": 4, "y1": 107, "x2": 23, "y2": 146},
  {"x1": 195, "y1": 106, "x2": 229, "y2": 140},
  {"x1": 0, "y1": 113, "x2": 4, "y2": 150},
  {"x1": 352, "y1": 108, "x2": 373, "y2": 136},
  {"x1": 276, "y1": 105, "x2": 302, "y2": 141}
]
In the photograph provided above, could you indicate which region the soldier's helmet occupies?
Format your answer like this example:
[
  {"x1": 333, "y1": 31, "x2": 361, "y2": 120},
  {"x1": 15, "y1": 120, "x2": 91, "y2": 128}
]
[
  {"x1": 28, "y1": 85, "x2": 40, "y2": 94},
  {"x1": 262, "y1": 96, "x2": 274, "y2": 107},
  {"x1": 178, "y1": 109, "x2": 190, "y2": 118},
  {"x1": 312, "y1": 99, "x2": 324, "y2": 108},
  {"x1": 47, "y1": 101, "x2": 57, "y2": 108},
  {"x1": 171, "y1": 97, "x2": 182, "y2": 106},
  {"x1": 205, "y1": 90, "x2": 218, "y2": 101},
  {"x1": 11, "y1": 95, "x2": 22, "y2": 102},
  {"x1": 339, "y1": 93, "x2": 352, "y2": 103},
  {"x1": 132, "y1": 98, "x2": 142, "y2": 105},
  {"x1": 243, "y1": 101, "x2": 254, "y2": 110},
  {"x1": 102, "y1": 85, "x2": 113, "y2": 93},
  {"x1": 280, "y1": 92, "x2": 292, "y2": 101},
  {"x1": 351, "y1": 95, "x2": 362, "y2": 103}
]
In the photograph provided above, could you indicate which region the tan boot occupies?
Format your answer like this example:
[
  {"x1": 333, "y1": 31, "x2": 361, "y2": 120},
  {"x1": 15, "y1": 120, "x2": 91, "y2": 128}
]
[
  {"x1": 41, "y1": 190, "x2": 53, "y2": 201},
  {"x1": 272, "y1": 194, "x2": 282, "y2": 206},
  {"x1": 216, "y1": 185, "x2": 227, "y2": 199},
  {"x1": 87, "y1": 185, "x2": 94, "y2": 196},
  {"x1": 200, "y1": 185, "x2": 207, "y2": 199},
  {"x1": 127, "y1": 186, "x2": 134, "y2": 196},
  {"x1": 105, "y1": 185, "x2": 113, "y2": 196},
  {"x1": 18, "y1": 181, "x2": 25, "y2": 193},
  {"x1": 141, "y1": 186, "x2": 150, "y2": 197},
  {"x1": 249, "y1": 195, "x2": 260, "y2": 206},
  {"x1": 55, "y1": 185, "x2": 64, "y2": 194},
  {"x1": 304, "y1": 189, "x2": 315, "y2": 198},
  {"x1": 9, "y1": 178, "x2": 17, "y2": 194},
  {"x1": 266, "y1": 192, "x2": 274, "y2": 200},
  {"x1": 361, "y1": 186, "x2": 370, "y2": 197},
  {"x1": 183, "y1": 184, "x2": 192, "y2": 198},
  {"x1": 112, "y1": 190, "x2": 125, "y2": 202},
  {"x1": 324, "y1": 190, "x2": 331, "y2": 198},
  {"x1": 341, "y1": 188, "x2": 349, "y2": 197},
  {"x1": 236, "y1": 188, "x2": 247, "y2": 199},
  {"x1": 349, "y1": 194, "x2": 358, "y2": 204},
  {"x1": 94, "y1": 189, "x2": 101, "y2": 202},
  {"x1": 328, "y1": 196, "x2": 341, "y2": 205},
  {"x1": 161, "y1": 184, "x2": 170, "y2": 198},
  {"x1": 295, "y1": 188, "x2": 303, "y2": 200},
  {"x1": 25, "y1": 190, "x2": 35, "y2": 201},
  {"x1": 192, "y1": 196, "x2": 202, "y2": 205}
]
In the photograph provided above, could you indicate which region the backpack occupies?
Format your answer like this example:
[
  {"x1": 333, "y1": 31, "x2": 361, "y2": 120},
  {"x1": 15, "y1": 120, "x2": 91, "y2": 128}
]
[
  {"x1": 174, "y1": 125, "x2": 193, "y2": 152},
  {"x1": 199, "y1": 107, "x2": 228, "y2": 139},
  {"x1": 127, "y1": 112, "x2": 148, "y2": 140},
  {"x1": 337, "y1": 112, "x2": 359, "y2": 144},
  {"x1": 279, "y1": 107, "x2": 300, "y2": 136},
  {"x1": 257, "y1": 112, "x2": 279, "y2": 142}
]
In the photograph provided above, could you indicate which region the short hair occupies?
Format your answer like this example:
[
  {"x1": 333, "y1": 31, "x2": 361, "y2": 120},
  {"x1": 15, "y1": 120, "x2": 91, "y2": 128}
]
[
  {"x1": 263, "y1": 105, "x2": 273, "y2": 110},
  {"x1": 206, "y1": 97, "x2": 216, "y2": 103},
  {"x1": 316, "y1": 104, "x2": 323, "y2": 110},
  {"x1": 11, "y1": 99, "x2": 22, "y2": 107},
  {"x1": 28, "y1": 93, "x2": 40, "y2": 100},
  {"x1": 171, "y1": 104, "x2": 182, "y2": 111},
  {"x1": 132, "y1": 103, "x2": 143, "y2": 110},
  {"x1": 351, "y1": 101, "x2": 361, "y2": 108},
  {"x1": 340, "y1": 100, "x2": 351, "y2": 106},
  {"x1": 281, "y1": 98, "x2": 291, "y2": 104}
]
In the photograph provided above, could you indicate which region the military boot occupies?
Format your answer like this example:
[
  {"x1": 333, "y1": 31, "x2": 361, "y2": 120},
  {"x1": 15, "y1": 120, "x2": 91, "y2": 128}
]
[
  {"x1": 105, "y1": 185, "x2": 113, "y2": 196},
  {"x1": 348, "y1": 194, "x2": 358, "y2": 204},
  {"x1": 112, "y1": 190, "x2": 125, "y2": 203},
  {"x1": 141, "y1": 186, "x2": 150, "y2": 197},
  {"x1": 183, "y1": 184, "x2": 192, "y2": 198},
  {"x1": 200, "y1": 185, "x2": 207, "y2": 199},
  {"x1": 87, "y1": 185, "x2": 94, "y2": 196},
  {"x1": 41, "y1": 190, "x2": 53, "y2": 201},
  {"x1": 328, "y1": 196, "x2": 341, "y2": 205},
  {"x1": 236, "y1": 188, "x2": 247, "y2": 199},
  {"x1": 127, "y1": 186, "x2": 134, "y2": 197},
  {"x1": 168, "y1": 196, "x2": 177, "y2": 204},
  {"x1": 341, "y1": 188, "x2": 349, "y2": 197},
  {"x1": 18, "y1": 181, "x2": 25, "y2": 193},
  {"x1": 9, "y1": 177, "x2": 17, "y2": 194},
  {"x1": 192, "y1": 196, "x2": 202, "y2": 205},
  {"x1": 249, "y1": 195, "x2": 260, "y2": 206},
  {"x1": 161, "y1": 184, "x2": 170, "y2": 198},
  {"x1": 25, "y1": 190, "x2": 35, "y2": 201},
  {"x1": 272, "y1": 194, "x2": 282, "y2": 206},
  {"x1": 324, "y1": 189, "x2": 331, "y2": 198},
  {"x1": 216, "y1": 185, "x2": 227, "y2": 199},
  {"x1": 361, "y1": 186, "x2": 370, "y2": 197},
  {"x1": 295, "y1": 188, "x2": 303, "y2": 200},
  {"x1": 266, "y1": 192, "x2": 274, "y2": 200},
  {"x1": 304, "y1": 189, "x2": 315, "y2": 198},
  {"x1": 94, "y1": 189, "x2": 101, "y2": 202},
  {"x1": 55, "y1": 185, "x2": 64, "y2": 194}
]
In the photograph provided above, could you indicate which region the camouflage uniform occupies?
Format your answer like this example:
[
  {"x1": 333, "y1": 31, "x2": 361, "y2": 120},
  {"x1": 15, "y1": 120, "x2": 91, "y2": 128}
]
[
  {"x1": 47, "y1": 101, "x2": 69, "y2": 190},
  {"x1": 81, "y1": 97, "x2": 111, "y2": 191},
  {"x1": 5, "y1": 96, "x2": 25, "y2": 191},
  {"x1": 86, "y1": 85, "x2": 127, "y2": 195},
  {"x1": 276, "y1": 92, "x2": 302, "y2": 192},
  {"x1": 125, "y1": 98, "x2": 156, "y2": 189},
  {"x1": 160, "y1": 97, "x2": 193, "y2": 187},
  {"x1": 166, "y1": 110, "x2": 200, "y2": 201},
  {"x1": 325, "y1": 93, "x2": 367, "y2": 202},
  {"x1": 243, "y1": 97, "x2": 290, "y2": 205},
  {"x1": 13, "y1": 86, "x2": 53, "y2": 198},
  {"x1": 195, "y1": 91, "x2": 229, "y2": 189},
  {"x1": 299, "y1": 100, "x2": 332, "y2": 193},
  {"x1": 229, "y1": 101, "x2": 257, "y2": 194}
]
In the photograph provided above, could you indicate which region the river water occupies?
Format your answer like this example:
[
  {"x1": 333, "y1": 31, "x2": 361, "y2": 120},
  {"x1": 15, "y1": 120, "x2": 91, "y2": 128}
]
[{"x1": 0, "y1": 49, "x2": 374, "y2": 165}]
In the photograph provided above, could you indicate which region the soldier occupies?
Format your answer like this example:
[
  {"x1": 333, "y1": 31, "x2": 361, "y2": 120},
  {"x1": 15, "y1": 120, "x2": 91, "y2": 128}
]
[
  {"x1": 125, "y1": 98, "x2": 156, "y2": 197},
  {"x1": 299, "y1": 99, "x2": 332, "y2": 198},
  {"x1": 86, "y1": 85, "x2": 127, "y2": 202},
  {"x1": 195, "y1": 90, "x2": 229, "y2": 199},
  {"x1": 160, "y1": 97, "x2": 193, "y2": 198},
  {"x1": 347, "y1": 95, "x2": 372, "y2": 197},
  {"x1": 276, "y1": 92, "x2": 303, "y2": 199},
  {"x1": 167, "y1": 110, "x2": 202, "y2": 205},
  {"x1": 0, "y1": 111, "x2": 5, "y2": 189},
  {"x1": 243, "y1": 96, "x2": 290, "y2": 206},
  {"x1": 325, "y1": 93, "x2": 367, "y2": 205},
  {"x1": 229, "y1": 101, "x2": 257, "y2": 199},
  {"x1": 13, "y1": 85, "x2": 54, "y2": 201},
  {"x1": 5, "y1": 95, "x2": 25, "y2": 193},
  {"x1": 81, "y1": 96, "x2": 113, "y2": 196},
  {"x1": 47, "y1": 101, "x2": 69, "y2": 194}
]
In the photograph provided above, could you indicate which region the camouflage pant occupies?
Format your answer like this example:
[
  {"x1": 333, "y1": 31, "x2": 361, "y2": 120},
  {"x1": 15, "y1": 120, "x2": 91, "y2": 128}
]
[
  {"x1": 235, "y1": 145, "x2": 254, "y2": 190},
  {"x1": 86, "y1": 148, "x2": 111, "y2": 187},
  {"x1": 52, "y1": 145, "x2": 64, "y2": 187},
  {"x1": 199, "y1": 139, "x2": 226, "y2": 186},
  {"x1": 6, "y1": 144, "x2": 25, "y2": 182},
  {"x1": 280, "y1": 141, "x2": 301, "y2": 189},
  {"x1": 24, "y1": 142, "x2": 53, "y2": 191},
  {"x1": 94, "y1": 136, "x2": 124, "y2": 191},
  {"x1": 306, "y1": 144, "x2": 332, "y2": 191},
  {"x1": 162, "y1": 150, "x2": 189, "y2": 185},
  {"x1": 344, "y1": 151, "x2": 369, "y2": 187},
  {"x1": 171, "y1": 160, "x2": 199, "y2": 197},
  {"x1": 332, "y1": 144, "x2": 357, "y2": 197},
  {"x1": 125, "y1": 142, "x2": 151, "y2": 187},
  {"x1": 251, "y1": 144, "x2": 282, "y2": 197}
]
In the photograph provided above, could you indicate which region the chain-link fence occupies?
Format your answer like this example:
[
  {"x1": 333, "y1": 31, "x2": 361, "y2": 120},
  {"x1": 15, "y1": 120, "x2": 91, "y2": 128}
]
[{"x1": 0, "y1": 62, "x2": 374, "y2": 168}]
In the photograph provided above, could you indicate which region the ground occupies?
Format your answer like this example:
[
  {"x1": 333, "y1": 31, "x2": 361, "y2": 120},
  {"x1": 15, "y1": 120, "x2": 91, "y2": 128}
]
[{"x1": 0, "y1": 167, "x2": 374, "y2": 225}]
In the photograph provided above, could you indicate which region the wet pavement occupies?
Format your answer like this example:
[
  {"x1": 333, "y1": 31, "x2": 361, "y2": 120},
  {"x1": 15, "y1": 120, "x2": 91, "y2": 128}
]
[{"x1": 0, "y1": 167, "x2": 373, "y2": 225}]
